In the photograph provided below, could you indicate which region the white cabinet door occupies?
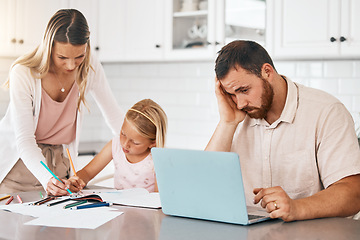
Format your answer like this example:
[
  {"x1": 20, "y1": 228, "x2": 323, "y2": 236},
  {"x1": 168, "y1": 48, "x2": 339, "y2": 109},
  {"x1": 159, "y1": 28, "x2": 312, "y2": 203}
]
[
  {"x1": 97, "y1": 0, "x2": 126, "y2": 61},
  {"x1": 0, "y1": 0, "x2": 16, "y2": 56},
  {"x1": 340, "y1": 0, "x2": 360, "y2": 57},
  {"x1": 121, "y1": 0, "x2": 164, "y2": 61},
  {"x1": 0, "y1": 0, "x2": 67, "y2": 57},
  {"x1": 267, "y1": 0, "x2": 360, "y2": 59},
  {"x1": 16, "y1": 0, "x2": 67, "y2": 55},
  {"x1": 97, "y1": 0, "x2": 164, "y2": 62},
  {"x1": 164, "y1": 0, "x2": 223, "y2": 61},
  {"x1": 268, "y1": 0, "x2": 340, "y2": 59}
]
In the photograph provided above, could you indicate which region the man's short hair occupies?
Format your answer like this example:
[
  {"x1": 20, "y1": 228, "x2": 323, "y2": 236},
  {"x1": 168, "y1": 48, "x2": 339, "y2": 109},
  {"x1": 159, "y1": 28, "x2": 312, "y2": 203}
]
[{"x1": 215, "y1": 40, "x2": 276, "y2": 80}]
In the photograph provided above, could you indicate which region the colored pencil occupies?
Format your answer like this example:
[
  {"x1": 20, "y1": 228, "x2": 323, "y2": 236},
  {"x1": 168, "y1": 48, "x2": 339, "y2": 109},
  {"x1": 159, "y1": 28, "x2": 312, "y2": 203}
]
[
  {"x1": 40, "y1": 160, "x2": 73, "y2": 194},
  {"x1": 0, "y1": 195, "x2": 11, "y2": 201},
  {"x1": 16, "y1": 195, "x2": 23, "y2": 204},
  {"x1": 66, "y1": 148, "x2": 77, "y2": 176},
  {"x1": 64, "y1": 200, "x2": 87, "y2": 209},
  {"x1": 47, "y1": 198, "x2": 72, "y2": 207},
  {"x1": 39, "y1": 192, "x2": 44, "y2": 199},
  {"x1": 36, "y1": 196, "x2": 56, "y2": 205},
  {"x1": 5, "y1": 196, "x2": 14, "y2": 205},
  {"x1": 32, "y1": 196, "x2": 52, "y2": 205},
  {"x1": 70, "y1": 202, "x2": 112, "y2": 210}
]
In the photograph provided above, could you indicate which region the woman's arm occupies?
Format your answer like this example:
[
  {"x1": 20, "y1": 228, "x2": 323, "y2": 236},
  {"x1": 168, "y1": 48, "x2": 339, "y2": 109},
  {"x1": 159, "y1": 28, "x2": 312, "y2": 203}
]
[
  {"x1": 87, "y1": 55, "x2": 124, "y2": 135},
  {"x1": 9, "y1": 65, "x2": 53, "y2": 189}
]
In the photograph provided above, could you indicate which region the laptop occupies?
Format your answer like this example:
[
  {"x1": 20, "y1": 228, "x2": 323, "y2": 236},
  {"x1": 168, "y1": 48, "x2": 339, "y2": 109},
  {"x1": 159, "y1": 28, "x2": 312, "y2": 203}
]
[{"x1": 151, "y1": 148, "x2": 271, "y2": 225}]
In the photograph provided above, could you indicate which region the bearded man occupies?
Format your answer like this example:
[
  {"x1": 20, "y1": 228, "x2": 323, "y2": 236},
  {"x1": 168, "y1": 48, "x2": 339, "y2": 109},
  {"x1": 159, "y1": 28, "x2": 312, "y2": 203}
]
[{"x1": 206, "y1": 40, "x2": 360, "y2": 222}]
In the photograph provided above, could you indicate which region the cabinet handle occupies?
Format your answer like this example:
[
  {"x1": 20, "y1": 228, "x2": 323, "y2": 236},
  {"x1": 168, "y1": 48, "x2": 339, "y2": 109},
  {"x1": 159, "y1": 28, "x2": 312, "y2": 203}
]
[
  {"x1": 95, "y1": 46, "x2": 99, "y2": 51},
  {"x1": 330, "y1": 37, "x2": 337, "y2": 42},
  {"x1": 155, "y1": 44, "x2": 161, "y2": 48},
  {"x1": 18, "y1": 39, "x2": 24, "y2": 44},
  {"x1": 205, "y1": 42, "x2": 220, "y2": 45},
  {"x1": 11, "y1": 38, "x2": 16, "y2": 43},
  {"x1": 340, "y1": 36, "x2": 347, "y2": 42}
]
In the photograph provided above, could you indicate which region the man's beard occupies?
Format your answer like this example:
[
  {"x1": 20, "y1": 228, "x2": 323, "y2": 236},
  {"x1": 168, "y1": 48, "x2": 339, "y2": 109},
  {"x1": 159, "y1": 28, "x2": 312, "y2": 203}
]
[{"x1": 243, "y1": 78, "x2": 274, "y2": 119}]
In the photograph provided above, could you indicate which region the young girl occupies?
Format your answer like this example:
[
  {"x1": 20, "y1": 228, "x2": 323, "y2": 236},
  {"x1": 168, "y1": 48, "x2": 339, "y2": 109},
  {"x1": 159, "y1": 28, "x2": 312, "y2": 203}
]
[{"x1": 69, "y1": 99, "x2": 167, "y2": 192}]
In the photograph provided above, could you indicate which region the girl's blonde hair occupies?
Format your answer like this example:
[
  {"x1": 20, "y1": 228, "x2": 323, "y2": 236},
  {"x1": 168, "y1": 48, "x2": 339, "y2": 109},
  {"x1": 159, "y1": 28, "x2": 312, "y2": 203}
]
[
  {"x1": 126, "y1": 99, "x2": 167, "y2": 148},
  {"x1": 4, "y1": 9, "x2": 91, "y2": 110}
]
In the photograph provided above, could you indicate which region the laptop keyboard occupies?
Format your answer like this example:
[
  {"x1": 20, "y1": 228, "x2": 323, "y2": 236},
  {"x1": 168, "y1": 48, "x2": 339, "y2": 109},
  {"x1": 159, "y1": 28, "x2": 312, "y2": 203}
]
[{"x1": 248, "y1": 214, "x2": 264, "y2": 220}]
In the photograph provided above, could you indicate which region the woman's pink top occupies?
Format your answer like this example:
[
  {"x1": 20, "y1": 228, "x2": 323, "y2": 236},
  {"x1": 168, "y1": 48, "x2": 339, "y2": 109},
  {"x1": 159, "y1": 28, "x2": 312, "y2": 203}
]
[
  {"x1": 112, "y1": 136, "x2": 155, "y2": 192},
  {"x1": 35, "y1": 83, "x2": 79, "y2": 145}
]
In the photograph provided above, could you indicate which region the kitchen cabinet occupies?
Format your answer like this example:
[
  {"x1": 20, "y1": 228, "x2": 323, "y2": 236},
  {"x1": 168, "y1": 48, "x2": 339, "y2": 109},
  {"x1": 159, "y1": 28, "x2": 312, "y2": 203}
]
[
  {"x1": 266, "y1": 0, "x2": 360, "y2": 59},
  {"x1": 164, "y1": 0, "x2": 224, "y2": 60},
  {"x1": 0, "y1": 0, "x2": 99, "y2": 58},
  {"x1": 96, "y1": 0, "x2": 165, "y2": 62},
  {"x1": 225, "y1": 0, "x2": 266, "y2": 46},
  {"x1": 164, "y1": 0, "x2": 266, "y2": 61},
  {"x1": 0, "y1": 0, "x2": 67, "y2": 57}
]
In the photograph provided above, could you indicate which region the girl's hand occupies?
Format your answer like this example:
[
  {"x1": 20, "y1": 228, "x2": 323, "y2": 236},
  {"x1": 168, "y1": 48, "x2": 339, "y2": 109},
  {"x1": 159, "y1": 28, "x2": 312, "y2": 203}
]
[
  {"x1": 68, "y1": 176, "x2": 86, "y2": 193},
  {"x1": 46, "y1": 177, "x2": 71, "y2": 196},
  {"x1": 215, "y1": 78, "x2": 246, "y2": 125}
]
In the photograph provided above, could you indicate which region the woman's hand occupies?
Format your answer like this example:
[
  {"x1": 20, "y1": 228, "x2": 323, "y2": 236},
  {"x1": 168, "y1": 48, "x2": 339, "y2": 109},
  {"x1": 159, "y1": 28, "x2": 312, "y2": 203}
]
[{"x1": 46, "y1": 177, "x2": 71, "y2": 196}]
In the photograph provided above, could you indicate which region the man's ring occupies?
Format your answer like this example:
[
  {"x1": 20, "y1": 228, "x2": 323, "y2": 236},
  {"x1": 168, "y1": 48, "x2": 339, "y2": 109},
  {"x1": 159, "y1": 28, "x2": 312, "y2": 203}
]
[{"x1": 274, "y1": 201, "x2": 279, "y2": 209}]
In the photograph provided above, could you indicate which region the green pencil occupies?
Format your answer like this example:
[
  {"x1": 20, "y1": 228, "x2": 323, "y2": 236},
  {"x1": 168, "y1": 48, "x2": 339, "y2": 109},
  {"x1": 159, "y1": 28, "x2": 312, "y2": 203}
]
[{"x1": 64, "y1": 200, "x2": 87, "y2": 209}]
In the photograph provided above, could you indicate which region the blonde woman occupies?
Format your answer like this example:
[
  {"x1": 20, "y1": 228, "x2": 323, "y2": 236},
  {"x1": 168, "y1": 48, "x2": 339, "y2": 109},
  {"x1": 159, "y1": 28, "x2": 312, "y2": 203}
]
[
  {"x1": 69, "y1": 99, "x2": 167, "y2": 193},
  {"x1": 0, "y1": 9, "x2": 123, "y2": 196}
]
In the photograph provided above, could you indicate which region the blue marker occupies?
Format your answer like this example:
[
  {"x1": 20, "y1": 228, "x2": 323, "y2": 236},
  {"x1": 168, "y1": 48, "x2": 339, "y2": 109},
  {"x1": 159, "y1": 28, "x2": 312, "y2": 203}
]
[
  {"x1": 40, "y1": 161, "x2": 73, "y2": 194},
  {"x1": 70, "y1": 202, "x2": 112, "y2": 210}
]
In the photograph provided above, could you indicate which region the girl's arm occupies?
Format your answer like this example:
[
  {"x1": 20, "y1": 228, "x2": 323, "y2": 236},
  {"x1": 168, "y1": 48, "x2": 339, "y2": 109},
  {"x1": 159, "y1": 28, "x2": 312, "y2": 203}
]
[
  {"x1": 69, "y1": 140, "x2": 113, "y2": 189},
  {"x1": 154, "y1": 177, "x2": 159, "y2": 192}
]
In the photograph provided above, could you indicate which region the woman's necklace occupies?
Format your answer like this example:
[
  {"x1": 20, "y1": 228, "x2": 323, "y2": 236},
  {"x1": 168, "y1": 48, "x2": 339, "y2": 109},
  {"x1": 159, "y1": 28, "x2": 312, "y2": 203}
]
[
  {"x1": 57, "y1": 80, "x2": 65, "y2": 93},
  {"x1": 54, "y1": 72, "x2": 75, "y2": 93},
  {"x1": 53, "y1": 72, "x2": 66, "y2": 93}
]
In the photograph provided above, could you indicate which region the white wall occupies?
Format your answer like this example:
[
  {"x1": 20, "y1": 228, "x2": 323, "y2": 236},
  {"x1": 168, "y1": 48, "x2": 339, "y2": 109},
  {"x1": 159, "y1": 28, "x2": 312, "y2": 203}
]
[{"x1": 1, "y1": 58, "x2": 360, "y2": 150}]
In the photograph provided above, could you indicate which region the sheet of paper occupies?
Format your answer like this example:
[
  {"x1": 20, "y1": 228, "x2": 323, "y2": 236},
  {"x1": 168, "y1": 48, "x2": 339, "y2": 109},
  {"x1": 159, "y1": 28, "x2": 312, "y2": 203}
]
[
  {"x1": 24, "y1": 207, "x2": 122, "y2": 229},
  {"x1": 0, "y1": 199, "x2": 123, "y2": 229},
  {"x1": 81, "y1": 188, "x2": 162, "y2": 209},
  {"x1": 0, "y1": 188, "x2": 160, "y2": 229}
]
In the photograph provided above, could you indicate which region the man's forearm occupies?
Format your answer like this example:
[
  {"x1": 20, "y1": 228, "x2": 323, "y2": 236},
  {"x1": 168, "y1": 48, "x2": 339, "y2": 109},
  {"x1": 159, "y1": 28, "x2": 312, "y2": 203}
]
[
  {"x1": 293, "y1": 175, "x2": 360, "y2": 220},
  {"x1": 205, "y1": 122, "x2": 238, "y2": 152}
]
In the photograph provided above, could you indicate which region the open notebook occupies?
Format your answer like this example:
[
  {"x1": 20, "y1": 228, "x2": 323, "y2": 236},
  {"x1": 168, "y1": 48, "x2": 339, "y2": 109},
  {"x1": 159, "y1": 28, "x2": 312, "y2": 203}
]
[{"x1": 152, "y1": 148, "x2": 271, "y2": 225}]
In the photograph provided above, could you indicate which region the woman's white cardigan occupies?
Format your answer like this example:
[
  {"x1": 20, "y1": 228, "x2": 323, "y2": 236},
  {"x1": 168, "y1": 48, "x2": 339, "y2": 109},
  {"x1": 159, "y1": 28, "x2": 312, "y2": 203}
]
[{"x1": 0, "y1": 55, "x2": 123, "y2": 190}]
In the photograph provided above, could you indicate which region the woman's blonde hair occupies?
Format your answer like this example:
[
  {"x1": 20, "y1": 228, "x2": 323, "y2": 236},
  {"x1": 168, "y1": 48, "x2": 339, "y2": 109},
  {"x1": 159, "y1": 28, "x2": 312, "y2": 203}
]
[
  {"x1": 5, "y1": 9, "x2": 91, "y2": 110},
  {"x1": 126, "y1": 99, "x2": 167, "y2": 148}
]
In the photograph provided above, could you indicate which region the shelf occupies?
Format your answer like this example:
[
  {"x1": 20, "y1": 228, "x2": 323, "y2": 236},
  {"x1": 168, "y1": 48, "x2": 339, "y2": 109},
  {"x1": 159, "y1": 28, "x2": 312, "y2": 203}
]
[{"x1": 173, "y1": 10, "x2": 208, "y2": 18}]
